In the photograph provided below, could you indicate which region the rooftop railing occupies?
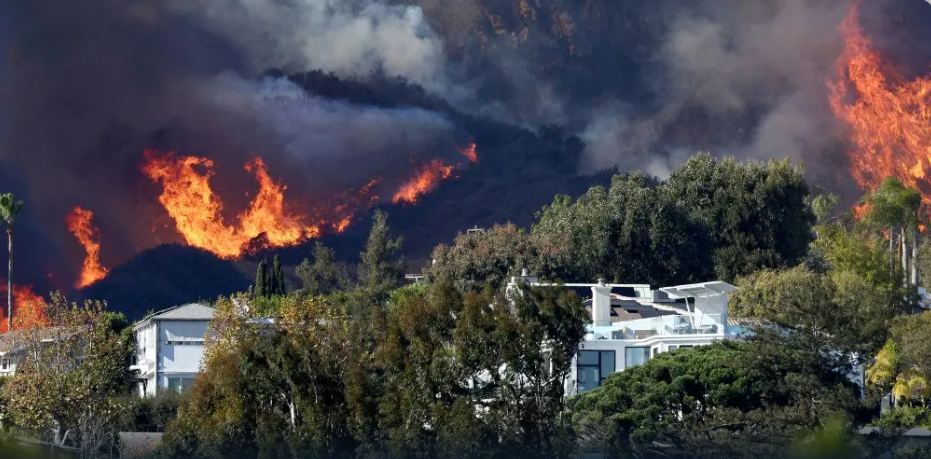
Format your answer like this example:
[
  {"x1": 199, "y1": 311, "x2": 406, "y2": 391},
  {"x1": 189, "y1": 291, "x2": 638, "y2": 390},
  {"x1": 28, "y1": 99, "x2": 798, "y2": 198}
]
[{"x1": 598, "y1": 313, "x2": 725, "y2": 340}]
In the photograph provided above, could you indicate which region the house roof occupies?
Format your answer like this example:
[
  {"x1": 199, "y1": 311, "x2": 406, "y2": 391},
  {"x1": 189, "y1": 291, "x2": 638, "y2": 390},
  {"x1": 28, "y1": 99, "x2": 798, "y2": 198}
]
[
  {"x1": 134, "y1": 303, "x2": 216, "y2": 330},
  {"x1": 660, "y1": 281, "x2": 738, "y2": 299},
  {"x1": 0, "y1": 327, "x2": 72, "y2": 355}
]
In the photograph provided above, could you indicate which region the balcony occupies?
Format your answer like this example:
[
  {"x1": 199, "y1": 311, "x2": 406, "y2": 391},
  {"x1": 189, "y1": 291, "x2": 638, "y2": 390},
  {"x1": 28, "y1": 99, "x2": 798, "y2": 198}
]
[{"x1": 590, "y1": 314, "x2": 725, "y2": 340}]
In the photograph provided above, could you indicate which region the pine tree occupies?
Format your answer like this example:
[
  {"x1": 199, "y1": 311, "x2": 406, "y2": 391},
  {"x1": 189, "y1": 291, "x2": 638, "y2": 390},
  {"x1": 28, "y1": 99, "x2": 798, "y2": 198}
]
[
  {"x1": 255, "y1": 259, "x2": 269, "y2": 298},
  {"x1": 358, "y1": 210, "x2": 404, "y2": 300},
  {"x1": 296, "y1": 242, "x2": 348, "y2": 296},
  {"x1": 272, "y1": 254, "x2": 285, "y2": 296}
]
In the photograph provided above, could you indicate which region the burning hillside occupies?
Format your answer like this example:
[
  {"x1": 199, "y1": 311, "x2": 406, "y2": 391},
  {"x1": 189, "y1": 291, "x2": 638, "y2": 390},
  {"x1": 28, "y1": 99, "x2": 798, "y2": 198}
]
[
  {"x1": 141, "y1": 147, "x2": 471, "y2": 260},
  {"x1": 830, "y1": 2, "x2": 931, "y2": 203}
]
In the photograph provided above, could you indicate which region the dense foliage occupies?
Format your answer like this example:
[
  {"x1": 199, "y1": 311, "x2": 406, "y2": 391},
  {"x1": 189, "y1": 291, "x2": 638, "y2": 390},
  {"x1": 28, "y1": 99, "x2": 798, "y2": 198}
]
[
  {"x1": 0, "y1": 294, "x2": 131, "y2": 457},
  {"x1": 568, "y1": 341, "x2": 860, "y2": 459},
  {"x1": 158, "y1": 281, "x2": 587, "y2": 459}
]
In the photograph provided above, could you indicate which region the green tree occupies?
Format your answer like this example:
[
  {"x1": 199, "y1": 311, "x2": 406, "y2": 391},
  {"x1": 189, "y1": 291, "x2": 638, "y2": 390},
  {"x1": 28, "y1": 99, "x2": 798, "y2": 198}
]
[
  {"x1": 662, "y1": 154, "x2": 814, "y2": 281},
  {"x1": 271, "y1": 254, "x2": 285, "y2": 296},
  {"x1": 0, "y1": 193, "x2": 24, "y2": 331},
  {"x1": 730, "y1": 265, "x2": 902, "y2": 360},
  {"x1": 1, "y1": 293, "x2": 131, "y2": 456},
  {"x1": 867, "y1": 312, "x2": 931, "y2": 406},
  {"x1": 533, "y1": 173, "x2": 710, "y2": 286},
  {"x1": 863, "y1": 177, "x2": 923, "y2": 287},
  {"x1": 426, "y1": 223, "x2": 555, "y2": 293},
  {"x1": 296, "y1": 242, "x2": 349, "y2": 297},
  {"x1": 358, "y1": 210, "x2": 404, "y2": 300},
  {"x1": 567, "y1": 341, "x2": 859, "y2": 459},
  {"x1": 812, "y1": 192, "x2": 841, "y2": 224},
  {"x1": 532, "y1": 154, "x2": 814, "y2": 285},
  {"x1": 162, "y1": 294, "x2": 356, "y2": 459},
  {"x1": 254, "y1": 259, "x2": 269, "y2": 299},
  {"x1": 363, "y1": 280, "x2": 587, "y2": 459}
]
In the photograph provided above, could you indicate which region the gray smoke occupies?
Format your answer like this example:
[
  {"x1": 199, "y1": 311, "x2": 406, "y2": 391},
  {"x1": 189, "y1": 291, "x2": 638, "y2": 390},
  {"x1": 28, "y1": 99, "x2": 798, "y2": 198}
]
[
  {"x1": 0, "y1": 0, "x2": 457, "y2": 287},
  {"x1": 580, "y1": 0, "x2": 852, "y2": 179},
  {"x1": 167, "y1": 0, "x2": 451, "y2": 93}
]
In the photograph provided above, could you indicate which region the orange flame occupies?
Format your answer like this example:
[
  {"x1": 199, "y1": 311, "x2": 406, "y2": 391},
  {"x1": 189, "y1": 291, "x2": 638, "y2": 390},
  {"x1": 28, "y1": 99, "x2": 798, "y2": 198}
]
[
  {"x1": 67, "y1": 207, "x2": 109, "y2": 288},
  {"x1": 460, "y1": 142, "x2": 478, "y2": 163},
  {"x1": 852, "y1": 202, "x2": 869, "y2": 221},
  {"x1": 829, "y1": 3, "x2": 931, "y2": 205},
  {"x1": 142, "y1": 149, "x2": 378, "y2": 258},
  {"x1": 0, "y1": 284, "x2": 48, "y2": 334},
  {"x1": 392, "y1": 160, "x2": 455, "y2": 204}
]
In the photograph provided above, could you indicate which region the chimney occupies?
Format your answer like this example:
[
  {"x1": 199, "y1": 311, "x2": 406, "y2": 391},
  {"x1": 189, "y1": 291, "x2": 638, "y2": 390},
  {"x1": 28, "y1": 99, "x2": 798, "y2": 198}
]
[{"x1": 591, "y1": 278, "x2": 612, "y2": 326}]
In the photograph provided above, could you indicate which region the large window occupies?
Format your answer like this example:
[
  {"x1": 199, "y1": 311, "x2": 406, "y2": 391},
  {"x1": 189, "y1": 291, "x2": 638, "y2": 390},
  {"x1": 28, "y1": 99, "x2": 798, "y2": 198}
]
[
  {"x1": 577, "y1": 350, "x2": 615, "y2": 393},
  {"x1": 625, "y1": 346, "x2": 651, "y2": 368},
  {"x1": 167, "y1": 377, "x2": 195, "y2": 393}
]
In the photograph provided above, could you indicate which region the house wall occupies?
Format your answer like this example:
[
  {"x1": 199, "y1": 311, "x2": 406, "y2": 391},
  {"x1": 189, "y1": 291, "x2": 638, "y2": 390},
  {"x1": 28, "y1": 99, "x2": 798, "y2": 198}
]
[
  {"x1": 133, "y1": 322, "x2": 159, "y2": 396},
  {"x1": 567, "y1": 335, "x2": 725, "y2": 396},
  {"x1": 156, "y1": 320, "x2": 208, "y2": 374},
  {"x1": 154, "y1": 320, "x2": 209, "y2": 395}
]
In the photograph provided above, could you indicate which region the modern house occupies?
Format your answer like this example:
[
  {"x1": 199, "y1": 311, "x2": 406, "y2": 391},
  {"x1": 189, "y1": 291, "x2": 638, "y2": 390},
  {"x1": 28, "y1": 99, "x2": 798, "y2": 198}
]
[
  {"x1": 130, "y1": 303, "x2": 216, "y2": 396},
  {"x1": 506, "y1": 272, "x2": 740, "y2": 395}
]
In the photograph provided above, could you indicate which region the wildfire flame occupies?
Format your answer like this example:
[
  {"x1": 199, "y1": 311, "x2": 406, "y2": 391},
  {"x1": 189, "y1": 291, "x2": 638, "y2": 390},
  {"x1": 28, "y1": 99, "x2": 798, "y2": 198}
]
[
  {"x1": 67, "y1": 207, "x2": 109, "y2": 288},
  {"x1": 0, "y1": 284, "x2": 48, "y2": 333},
  {"x1": 392, "y1": 160, "x2": 455, "y2": 204},
  {"x1": 460, "y1": 142, "x2": 478, "y2": 163},
  {"x1": 142, "y1": 149, "x2": 377, "y2": 258},
  {"x1": 829, "y1": 3, "x2": 931, "y2": 205}
]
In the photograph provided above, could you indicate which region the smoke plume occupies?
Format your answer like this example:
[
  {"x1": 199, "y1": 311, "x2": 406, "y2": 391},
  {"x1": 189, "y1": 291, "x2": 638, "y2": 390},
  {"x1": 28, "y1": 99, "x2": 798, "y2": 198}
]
[
  {"x1": 580, "y1": 0, "x2": 853, "y2": 181},
  {"x1": 0, "y1": 0, "x2": 456, "y2": 287}
]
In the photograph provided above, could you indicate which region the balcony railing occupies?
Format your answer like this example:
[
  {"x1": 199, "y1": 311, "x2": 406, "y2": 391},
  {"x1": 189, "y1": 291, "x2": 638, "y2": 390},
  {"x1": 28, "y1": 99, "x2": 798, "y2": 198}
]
[{"x1": 605, "y1": 314, "x2": 724, "y2": 340}]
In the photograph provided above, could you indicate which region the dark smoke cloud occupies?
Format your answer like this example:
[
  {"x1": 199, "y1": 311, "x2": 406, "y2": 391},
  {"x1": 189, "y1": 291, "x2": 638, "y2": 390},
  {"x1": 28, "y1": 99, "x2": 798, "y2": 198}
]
[
  {"x1": 580, "y1": 0, "x2": 853, "y2": 181},
  {"x1": 0, "y1": 0, "x2": 457, "y2": 286}
]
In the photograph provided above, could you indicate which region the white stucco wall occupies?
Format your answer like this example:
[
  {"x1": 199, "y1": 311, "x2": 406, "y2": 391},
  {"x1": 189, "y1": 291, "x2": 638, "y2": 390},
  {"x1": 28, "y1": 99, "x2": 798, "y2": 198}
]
[{"x1": 157, "y1": 320, "x2": 209, "y2": 374}]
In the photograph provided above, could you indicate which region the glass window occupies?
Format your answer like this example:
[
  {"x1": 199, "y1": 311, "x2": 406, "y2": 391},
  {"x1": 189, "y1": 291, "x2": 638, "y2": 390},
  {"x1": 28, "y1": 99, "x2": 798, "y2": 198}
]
[
  {"x1": 167, "y1": 377, "x2": 194, "y2": 393},
  {"x1": 577, "y1": 350, "x2": 616, "y2": 393},
  {"x1": 1, "y1": 359, "x2": 9, "y2": 370},
  {"x1": 625, "y1": 347, "x2": 650, "y2": 368},
  {"x1": 577, "y1": 350, "x2": 599, "y2": 365}
]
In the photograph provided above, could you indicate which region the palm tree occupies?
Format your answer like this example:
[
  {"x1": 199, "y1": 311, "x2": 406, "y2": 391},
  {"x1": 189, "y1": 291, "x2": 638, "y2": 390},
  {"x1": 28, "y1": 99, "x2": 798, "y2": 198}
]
[{"x1": 0, "y1": 193, "x2": 24, "y2": 332}]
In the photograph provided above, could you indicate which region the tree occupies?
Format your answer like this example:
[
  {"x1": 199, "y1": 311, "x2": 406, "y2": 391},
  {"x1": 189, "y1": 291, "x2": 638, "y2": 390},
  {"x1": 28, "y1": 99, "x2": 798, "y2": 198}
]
[
  {"x1": 867, "y1": 312, "x2": 931, "y2": 406},
  {"x1": 730, "y1": 264, "x2": 904, "y2": 361},
  {"x1": 1, "y1": 293, "x2": 131, "y2": 457},
  {"x1": 426, "y1": 223, "x2": 555, "y2": 293},
  {"x1": 532, "y1": 154, "x2": 814, "y2": 285},
  {"x1": 533, "y1": 173, "x2": 710, "y2": 286},
  {"x1": 162, "y1": 294, "x2": 356, "y2": 459},
  {"x1": 363, "y1": 280, "x2": 587, "y2": 459},
  {"x1": 296, "y1": 242, "x2": 349, "y2": 297},
  {"x1": 0, "y1": 193, "x2": 24, "y2": 332},
  {"x1": 255, "y1": 259, "x2": 269, "y2": 299},
  {"x1": 863, "y1": 177, "x2": 923, "y2": 288},
  {"x1": 272, "y1": 254, "x2": 285, "y2": 296},
  {"x1": 567, "y1": 341, "x2": 860, "y2": 459},
  {"x1": 358, "y1": 210, "x2": 404, "y2": 300},
  {"x1": 662, "y1": 154, "x2": 814, "y2": 281}
]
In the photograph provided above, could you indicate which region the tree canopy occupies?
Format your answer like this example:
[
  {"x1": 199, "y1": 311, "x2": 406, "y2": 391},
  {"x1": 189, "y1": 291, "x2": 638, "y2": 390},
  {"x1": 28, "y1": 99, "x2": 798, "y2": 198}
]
[
  {"x1": 532, "y1": 154, "x2": 814, "y2": 285},
  {"x1": 567, "y1": 341, "x2": 860, "y2": 459}
]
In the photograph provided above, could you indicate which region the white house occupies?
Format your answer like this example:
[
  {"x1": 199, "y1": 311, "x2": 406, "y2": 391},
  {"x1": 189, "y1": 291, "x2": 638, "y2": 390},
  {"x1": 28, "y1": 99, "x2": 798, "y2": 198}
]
[
  {"x1": 506, "y1": 273, "x2": 740, "y2": 395},
  {"x1": 0, "y1": 327, "x2": 72, "y2": 378},
  {"x1": 130, "y1": 303, "x2": 216, "y2": 396}
]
